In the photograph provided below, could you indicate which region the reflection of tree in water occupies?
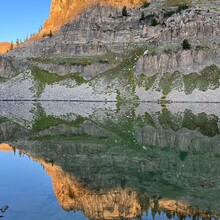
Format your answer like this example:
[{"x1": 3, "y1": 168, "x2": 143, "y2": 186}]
[
  {"x1": 0, "y1": 141, "x2": 220, "y2": 219},
  {"x1": 1, "y1": 104, "x2": 220, "y2": 219}
]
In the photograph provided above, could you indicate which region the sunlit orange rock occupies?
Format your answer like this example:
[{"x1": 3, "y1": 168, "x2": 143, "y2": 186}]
[
  {"x1": 14, "y1": 149, "x2": 220, "y2": 219},
  {"x1": 0, "y1": 42, "x2": 11, "y2": 54},
  {"x1": 0, "y1": 143, "x2": 13, "y2": 152},
  {"x1": 40, "y1": 159, "x2": 143, "y2": 219},
  {"x1": 41, "y1": 0, "x2": 150, "y2": 36}
]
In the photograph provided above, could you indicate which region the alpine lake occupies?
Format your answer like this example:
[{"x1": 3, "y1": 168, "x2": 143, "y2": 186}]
[{"x1": 0, "y1": 101, "x2": 220, "y2": 220}]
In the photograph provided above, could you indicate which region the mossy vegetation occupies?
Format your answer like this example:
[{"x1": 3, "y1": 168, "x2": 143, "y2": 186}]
[
  {"x1": 163, "y1": 10, "x2": 176, "y2": 18},
  {"x1": 183, "y1": 65, "x2": 220, "y2": 94},
  {"x1": 92, "y1": 46, "x2": 146, "y2": 101},
  {"x1": 158, "y1": 108, "x2": 182, "y2": 131},
  {"x1": 33, "y1": 115, "x2": 66, "y2": 131},
  {"x1": 179, "y1": 151, "x2": 188, "y2": 161},
  {"x1": 136, "y1": 65, "x2": 220, "y2": 96},
  {"x1": 141, "y1": 1, "x2": 150, "y2": 8},
  {"x1": 33, "y1": 134, "x2": 109, "y2": 144},
  {"x1": 32, "y1": 104, "x2": 87, "y2": 132},
  {"x1": 159, "y1": 71, "x2": 183, "y2": 95},
  {"x1": 164, "y1": 0, "x2": 192, "y2": 7},
  {"x1": 0, "y1": 116, "x2": 8, "y2": 124},
  {"x1": 136, "y1": 73, "x2": 158, "y2": 91},
  {"x1": 28, "y1": 53, "x2": 115, "y2": 66},
  {"x1": 182, "y1": 110, "x2": 219, "y2": 137},
  {"x1": 137, "y1": 108, "x2": 220, "y2": 137},
  {"x1": 136, "y1": 112, "x2": 157, "y2": 128},
  {"x1": 31, "y1": 66, "x2": 86, "y2": 98},
  {"x1": 0, "y1": 76, "x2": 6, "y2": 83}
]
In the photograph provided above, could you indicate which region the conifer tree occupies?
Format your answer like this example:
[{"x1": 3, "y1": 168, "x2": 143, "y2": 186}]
[
  {"x1": 182, "y1": 39, "x2": 191, "y2": 50},
  {"x1": 16, "y1": 39, "x2": 20, "y2": 46},
  {"x1": 10, "y1": 41, "x2": 13, "y2": 50},
  {"x1": 122, "y1": 6, "x2": 128, "y2": 16}
]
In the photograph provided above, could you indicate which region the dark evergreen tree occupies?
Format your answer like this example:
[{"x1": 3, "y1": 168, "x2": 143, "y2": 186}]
[
  {"x1": 140, "y1": 12, "x2": 145, "y2": 21},
  {"x1": 142, "y1": 1, "x2": 150, "y2": 8},
  {"x1": 151, "y1": 18, "x2": 158, "y2": 26},
  {"x1": 122, "y1": 6, "x2": 128, "y2": 16},
  {"x1": 182, "y1": 39, "x2": 191, "y2": 50},
  {"x1": 16, "y1": 39, "x2": 20, "y2": 46},
  {"x1": 10, "y1": 41, "x2": 13, "y2": 50},
  {"x1": 49, "y1": 30, "x2": 53, "y2": 37}
]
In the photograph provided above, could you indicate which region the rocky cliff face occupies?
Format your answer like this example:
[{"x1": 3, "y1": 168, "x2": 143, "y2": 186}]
[
  {"x1": 43, "y1": 0, "x2": 146, "y2": 35},
  {"x1": 0, "y1": 1, "x2": 220, "y2": 101},
  {"x1": 6, "y1": 5, "x2": 220, "y2": 59}
]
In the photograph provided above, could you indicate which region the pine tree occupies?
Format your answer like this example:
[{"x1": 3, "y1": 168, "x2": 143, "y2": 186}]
[
  {"x1": 142, "y1": 1, "x2": 150, "y2": 8},
  {"x1": 10, "y1": 41, "x2": 13, "y2": 50},
  {"x1": 16, "y1": 39, "x2": 20, "y2": 46},
  {"x1": 122, "y1": 6, "x2": 128, "y2": 16},
  {"x1": 140, "y1": 12, "x2": 145, "y2": 21},
  {"x1": 182, "y1": 39, "x2": 191, "y2": 50},
  {"x1": 49, "y1": 30, "x2": 53, "y2": 37},
  {"x1": 151, "y1": 18, "x2": 158, "y2": 26}
]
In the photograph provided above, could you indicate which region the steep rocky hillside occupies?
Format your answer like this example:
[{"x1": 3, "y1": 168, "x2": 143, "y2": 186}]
[{"x1": 0, "y1": 0, "x2": 220, "y2": 101}]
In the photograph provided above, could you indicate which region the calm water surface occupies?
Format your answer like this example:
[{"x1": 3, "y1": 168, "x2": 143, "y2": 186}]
[{"x1": 0, "y1": 101, "x2": 220, "y2": 219}]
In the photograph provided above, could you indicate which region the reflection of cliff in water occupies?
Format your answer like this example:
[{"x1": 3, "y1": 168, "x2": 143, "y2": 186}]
[
  {"x1": 1, "y1": 144, "x2": 219, "y2": 220},
  {"x1": 1, "y1": 102, "x2": 220, "y2": 217}
]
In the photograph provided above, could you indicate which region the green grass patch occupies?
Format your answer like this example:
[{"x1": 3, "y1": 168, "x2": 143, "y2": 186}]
[
  {"x1": 137, "y1": 74, "x2": 158, "y2": 91},
  {"x1": 163, "y1": 0, "x2": 192, "y2": 7},
  {"x1": 33, "y1": 115, "x2": 65, "y2": 132},
  {"x1": 136, "y1": 112, "x2": 157, "y2": 128},
  {"x1": 183, "y1": 65, "x2": 220, "y2": 94},
  {"x1": 32, "y1": 66, "x2": 86, "y2": 98},
  {"x1": 33, "y1": 104, "x2": 87, "y2": 132},
  {"x1": 33, "y1": 134, "x2": 109, "y2": 144},
  {"x1": 28, "y1": 54, "x2": 116, "y2": 66},
  {"x1": 0, "y1": 76, "x2": 7, "y2": 83},
  {"x1": 32, "y1": 66, "x2": 85, "y2": 84},
  {"x1": 0, "y1": 116, "x2": 8, "y2": 124},
  {"x1": 92, "y1": 46, "x2": 147, "y2": 100},
  {"x1": 179, "y1": 151, "x2": 188, "y2": 161},
  {"x1": 182, "y1": 110, "x2": 219, "y2": 137},
  {"x1": 158, "y1": 108, "x2": 181, "y2": 131},
  {"x1": 159, "y1": 71, "x2": 183, "y2": 95},
  {"x1": 33, "y1": 114, "x2": 87, "y2": 132}
]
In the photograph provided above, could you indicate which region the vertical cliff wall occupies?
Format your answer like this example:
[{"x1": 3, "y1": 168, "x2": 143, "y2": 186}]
[{"x1": 43, "y1": 0, "x2": 148, "y2": 34}]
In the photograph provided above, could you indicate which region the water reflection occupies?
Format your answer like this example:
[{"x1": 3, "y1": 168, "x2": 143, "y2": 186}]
[
  {"x1": 1, "y1": 101, "x2": 220, "y2": 219},
  {"x1": 1, "y1": 144, "x2": 218, "y2": 220}
]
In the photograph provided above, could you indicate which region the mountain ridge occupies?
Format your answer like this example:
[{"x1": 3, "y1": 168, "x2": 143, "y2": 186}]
[
  {"x1": 43, "y1": 0, "x2": 149, "y2": 35},
  {"x1": 0, "y1": 0, "x2": 220, "y2": 102}
]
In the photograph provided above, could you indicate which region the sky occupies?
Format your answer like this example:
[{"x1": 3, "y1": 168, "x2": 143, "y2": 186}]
[{"x1": 0, "y1": 0, "x2": 51, "y2": 43}]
